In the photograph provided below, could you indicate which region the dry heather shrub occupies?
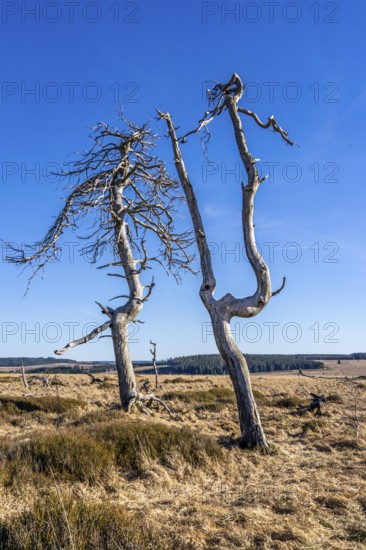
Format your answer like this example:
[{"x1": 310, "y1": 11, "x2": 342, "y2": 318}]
[
  {"x1": 96, "y1": 380, "x2": 116, "y2": 390},
  {"x1": 0, "y1": 431, "x2": 113, "y2": 486},
  {"x1": 92, "y1": 421, "x2": 224, "y2": 473},
  {"x1": 0, "y1": 377, "x2": 16, "y2": 384},
  {"x1": 345, "y1": 523, "x2": 366, "y2": 543},
  {"x1": 0, "y1": 421, "x2": 223, "y2": 486},
  {"x1": 251, "y1": 389, "x2": 268, "y2": 403},
  {"x1": 163, "y1": 387, "x2": 235, "y2": 413},
  {"x1": 164, "y1": 377, "x2": 205, "y2": 384},
  {"x1": 301, "y1": 418, "x2": 326, "y2": 435},
  {"x1": 0, "y1": 494, "x2": 192, "y2": 549},
  {"x1": 274, "y1": 396, "x2": 303, "y2": 408},
  {"x1": 330, "y1": 437, "x2": 364, "y2": 450},
  {"x1": 326, "y1": 393, "x2": 343, "y2": 403},
  {"x1": 72, "y1": 409, "x2": 123, "y2": 426},
  {"x1": 0, "y1": 395, "x2": 86, "y2": 415},
  {"x1": 163, "y1": 388, "x2": 234, "y2": 404}
]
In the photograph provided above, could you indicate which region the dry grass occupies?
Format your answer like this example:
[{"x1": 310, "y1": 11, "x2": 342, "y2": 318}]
[
  {"x1": 321, "y1": 359, "x2": 366, "y2": 377},
  {"x1": 0, "y1": 493, "x2": 192, "y2": 549},
  {"x1": 0, "y1": 371, "x2": 364, "y2": 549}
]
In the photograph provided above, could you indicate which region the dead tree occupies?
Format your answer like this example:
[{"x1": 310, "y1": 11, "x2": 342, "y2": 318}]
[
  {"x1": 150, "y1": 340, "x2": 159, "y2": 388},
  {"x1": 7, "y1": 116, "x2": 192, "y2": 414},
  {"x1": 159, "y1": 73, "x2": 294, "y2": 451},
  {"x1": 20, "y1": 359, "x2": 29, "y2": 389}
]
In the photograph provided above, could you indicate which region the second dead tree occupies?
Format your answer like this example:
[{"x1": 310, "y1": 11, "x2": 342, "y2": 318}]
[{"x1": 159, "y1": 73, "x2": 294, "y2": 451}]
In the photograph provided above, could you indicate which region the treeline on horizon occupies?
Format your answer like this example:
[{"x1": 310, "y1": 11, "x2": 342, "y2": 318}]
[
  {"x1": 0, "y1": 357, "x2": 77, "y2": 367},
  {"x1": 163, "y1": 354, "x2": 326, "y2": 375},
  {"x1": 1, "y1": 353, "x2": 365, "y2": 375},
  {"x1": 161, "y1": 352, "x2": 366, "y2": 375}
]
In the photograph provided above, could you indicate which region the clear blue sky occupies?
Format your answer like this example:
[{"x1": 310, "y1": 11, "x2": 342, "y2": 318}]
[{"x1": 1, "y1": 0, "x2": 365, "y2": 360}]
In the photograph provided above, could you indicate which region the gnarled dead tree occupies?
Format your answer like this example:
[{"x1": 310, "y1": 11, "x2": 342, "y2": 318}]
[
  {"x1": 159, "y1": 74, "x2": 294, "y2": 451},
  {"x1": 7, "y1": 116, "x2": 192, "y2": 413}
]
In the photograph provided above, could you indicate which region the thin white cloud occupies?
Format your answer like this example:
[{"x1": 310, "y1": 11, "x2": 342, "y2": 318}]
[
  {"x1": 203, "y1": 203, "x2": 228, "y2": 218},
  {"x1": 344, "y1": 89, "x2": 366, "y2": 117}
]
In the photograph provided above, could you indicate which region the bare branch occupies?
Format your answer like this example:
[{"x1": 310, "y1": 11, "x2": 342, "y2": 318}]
[
  {"x1": 138, "y1": 392, "x2": 173, "y2": 417},
  {"x1": 6, "y1": 117, "x2": 193, "y2": 292},
  {"x1": 237, "y1": 107, "x2": 296, "y2": 146},
  {"x1": 109, "y1": 295, "x2": 129, "y2": 301},
  {"x1": 95, "y1": 301, "x2": 114, "y2": 319},
  {"x1": 272, "y1": 277, "x2": 286, "y2": 297},
  {"x1": 54, "y1": 320, "x2": 112, "y2": 355},
  {"x1": 142, "y1": 277, "x2": 155, "y2": 303},
  {"x1": 157, "y1": 110, "x2": 216, "y2": 295}
]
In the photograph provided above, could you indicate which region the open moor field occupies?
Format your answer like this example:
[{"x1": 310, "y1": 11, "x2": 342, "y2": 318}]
[{"x1": 0, "y1": 369, "x2": 364, "y2": 549}]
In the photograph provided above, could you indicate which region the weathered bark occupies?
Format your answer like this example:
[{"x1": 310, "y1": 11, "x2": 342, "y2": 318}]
[
  {"x1": 111, "y1": 314, "x2": 139, "y2": 410},
  {"x1": 150, "y1": 340, "x2": 159, "y2": 389},
  {"x1": 108, "y1": 155, "x2": 144, "y2": 409},
  {"x1": 210, "y1": 314, "x2": 269, "y2": 449},
  {"x1": 159, "y1": 74, "x2": 292, "y2": 451}
]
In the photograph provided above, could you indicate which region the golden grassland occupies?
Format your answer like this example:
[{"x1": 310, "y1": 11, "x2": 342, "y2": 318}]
[{"x1": 0, "y1": 369, "x2": 364, "y2": 549}]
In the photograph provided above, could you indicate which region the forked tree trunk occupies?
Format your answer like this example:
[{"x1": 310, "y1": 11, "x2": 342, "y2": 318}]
[
  {"x1": 158, "y1": 74, "x2": 292, "y2": 451},
  {"x1": 160, "y1": 110, "x2": 270, "y2": 451}
]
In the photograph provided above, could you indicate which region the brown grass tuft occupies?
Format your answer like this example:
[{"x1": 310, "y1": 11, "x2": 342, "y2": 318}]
[{"x1": 0, "y1": 395, "x2": 86, "y2": 415}]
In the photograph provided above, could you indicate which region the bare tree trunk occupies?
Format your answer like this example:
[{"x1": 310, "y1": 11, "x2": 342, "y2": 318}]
[
  {"x1": 211, "y1": 315, "x2": 268, "y2": 448},
  {"x1": 109, "y1": 166, "x2": 144, "y2": 410},
  {"x1": 111, "y1": 315, "x2": 138, "y2": 410}
]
